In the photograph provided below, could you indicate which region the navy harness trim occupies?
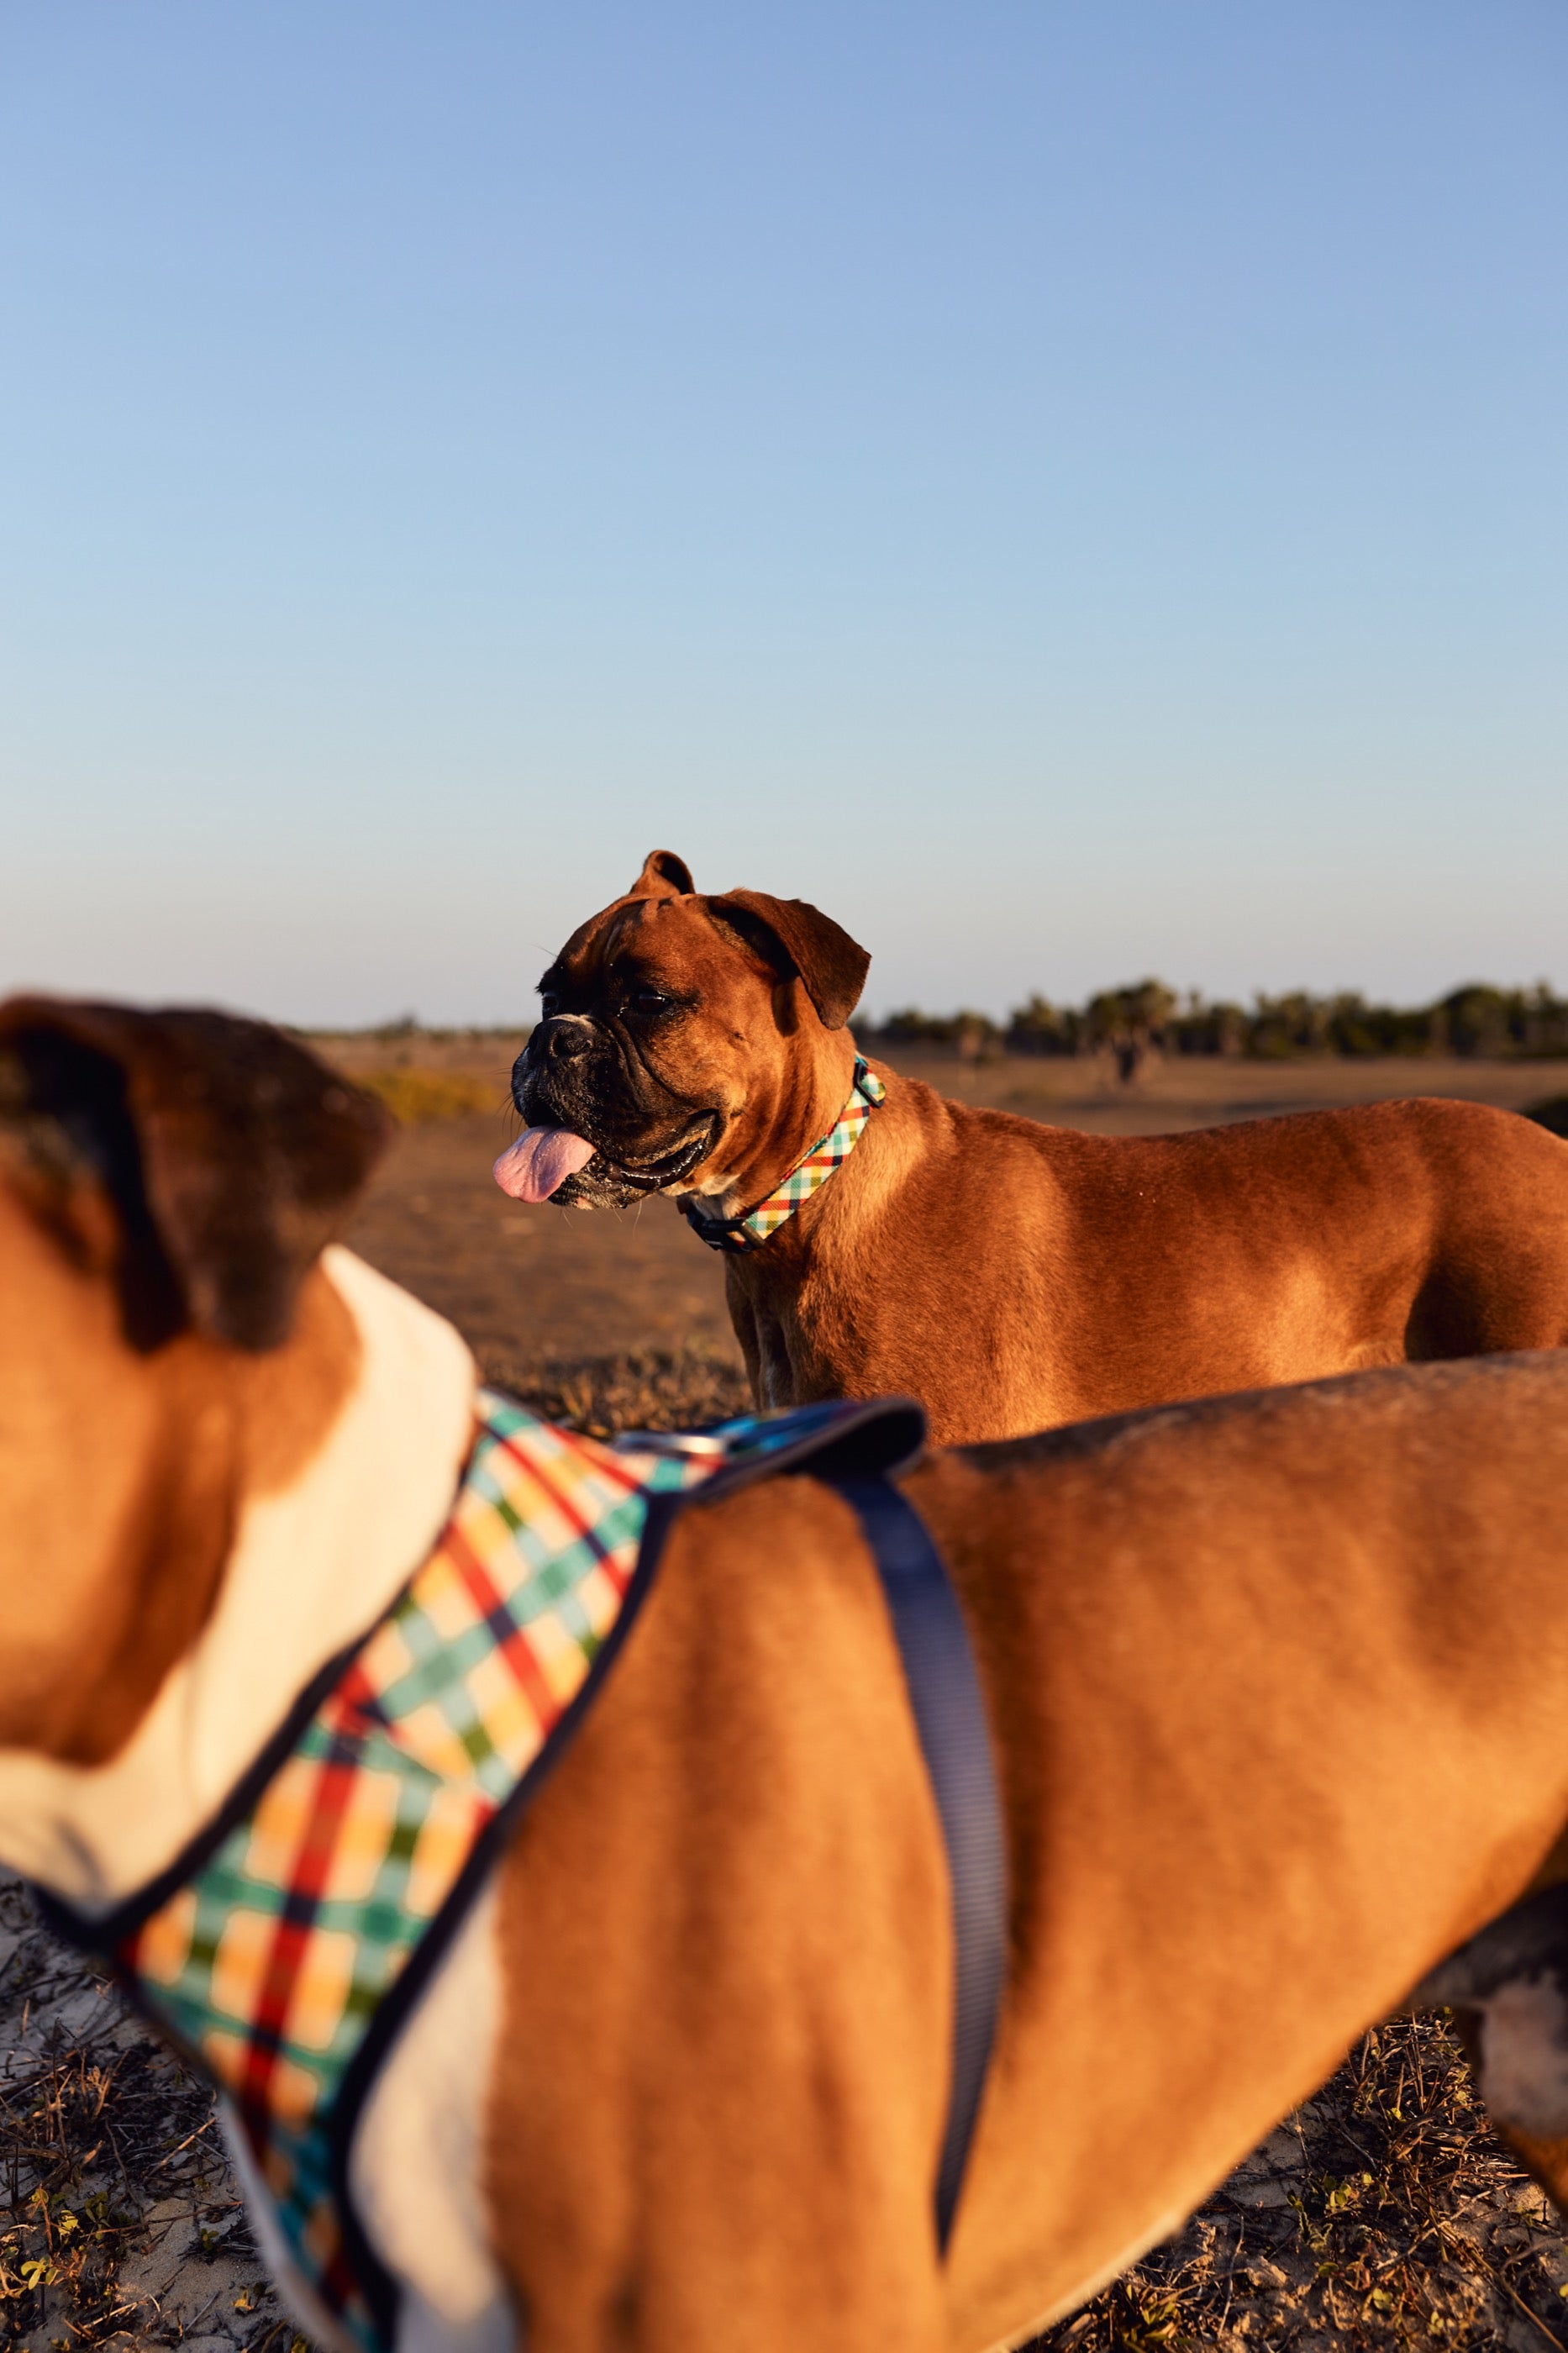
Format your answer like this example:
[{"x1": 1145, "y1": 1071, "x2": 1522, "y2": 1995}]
[{"x1": 829, "y1": 1476, "x2": 1008, "y2": 2249}]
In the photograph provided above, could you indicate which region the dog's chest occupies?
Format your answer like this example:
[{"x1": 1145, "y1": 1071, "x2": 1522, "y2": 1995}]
[
  {"x1": 51, "y1": 1391, "x2": 913, "y2": 2352},
  {"x1": 60, "y1": 1397, "x2": 718, "y2": 2352}
]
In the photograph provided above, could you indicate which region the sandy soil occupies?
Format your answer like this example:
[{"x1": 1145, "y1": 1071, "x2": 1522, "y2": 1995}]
[
  {"x1": 0, "y1": 1880, "x2": 290, "y2": 2350},
  {"x1": 343, "y1": 1116, "x2": 739, "y2": 1375},
  {"x1": 888, "y1": 1047, "x2": 1568, "y2": 1132}
]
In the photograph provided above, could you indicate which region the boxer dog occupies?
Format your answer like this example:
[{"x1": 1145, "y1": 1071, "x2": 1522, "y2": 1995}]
[
  {"x1": 500, "y1": 851, "x2": 1568, "y2": 1443},
  {"x1": 5, "y1": 991, "x2": 1568, "y2": 2353}
]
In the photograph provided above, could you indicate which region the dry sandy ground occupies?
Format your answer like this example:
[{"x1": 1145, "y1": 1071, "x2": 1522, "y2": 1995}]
[
  {"x1": 7, "y1": 1045, "x2": 1568, "y2": 2348},
  {"x1": 900, "y1": 1049, "x2": 1568, "y2": 1133}
]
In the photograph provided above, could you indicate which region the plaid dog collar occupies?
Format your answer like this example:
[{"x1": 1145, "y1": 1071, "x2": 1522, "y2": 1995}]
[
  {"x1": 681, "y1": 1055, "x2": 887, "y2": 1254},
  {"x1": 37, "y1": 1385, "x2": 924, "y2": 2353}
]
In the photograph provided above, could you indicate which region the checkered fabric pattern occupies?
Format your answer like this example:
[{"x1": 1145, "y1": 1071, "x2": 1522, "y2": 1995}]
[
  {"x1": 114, "y1": 1392, "x2": 721, "y2": 2353},
  {"x1": 685, "y1": 1056, "x2": 887, "y2": 1253}
]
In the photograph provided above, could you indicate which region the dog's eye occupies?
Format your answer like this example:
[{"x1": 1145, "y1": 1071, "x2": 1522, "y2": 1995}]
[
  {"x1": 539, "y1": 992, "x2": 560, "y2": 1018},
  {"x1": 631, "y1": 989, "x2": 674, "y2": 1018}
]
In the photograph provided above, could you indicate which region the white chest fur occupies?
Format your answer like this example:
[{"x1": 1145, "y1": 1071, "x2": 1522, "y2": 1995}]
[{"x1": 353, "y1": 1882, "x2": 513, "y2": 2352}]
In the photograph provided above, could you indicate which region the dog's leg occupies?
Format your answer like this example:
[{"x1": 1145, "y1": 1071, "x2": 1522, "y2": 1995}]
[{"x1": 1415, "y1": 1882, "x2": 1568, "y2": 2208}]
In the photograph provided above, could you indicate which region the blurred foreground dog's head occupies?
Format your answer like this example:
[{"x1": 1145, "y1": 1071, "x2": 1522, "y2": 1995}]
[{"x1": 0, "y1": 997, "x2": 390, "y2": 1758}]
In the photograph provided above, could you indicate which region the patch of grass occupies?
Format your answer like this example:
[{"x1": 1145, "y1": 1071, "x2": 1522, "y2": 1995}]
[
  {"x1": 0, "y1": 1877, "x2": 295, "y2": 2349},
  {"x1": 481, "y1": 1345, "x2": 753, "y2": 1440},
  {"x1": 1029, "y1": 2011, "x2": 1568, "y2": 2351},
  {"x1": 358, "y1": 1066, "x2": 505, "y2": 1124}
]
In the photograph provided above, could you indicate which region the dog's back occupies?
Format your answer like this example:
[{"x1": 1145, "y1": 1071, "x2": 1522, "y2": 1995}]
[
  {"x1": 489, "y1": 1349, "x2": 1568, "y2": 2351},
  {"x1": 775, "y1": 1076, "x2": 1568, "y2": 1436}
]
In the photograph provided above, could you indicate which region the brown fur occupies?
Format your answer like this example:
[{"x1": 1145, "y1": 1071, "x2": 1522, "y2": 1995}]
[
  {"x1": 516, "y1": 857, "x2": 1568, "y2": 1443},
  {"x1": 9, "y1": 999, "x2": 1568, "y2": 2348},
  {"x1": 489, "y1": 1355, "x2": 1568, "y2": 2350},
  {"x1": 0, "y1": 997, "x2": 376, "y2": 1760}
]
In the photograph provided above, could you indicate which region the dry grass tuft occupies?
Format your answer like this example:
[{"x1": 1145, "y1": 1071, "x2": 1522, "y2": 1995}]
[
  {"x1": 1029, "y1": 2012, "x2": 1568, "y2": 2352},
  {"x1": 481, "y1": 1343, "x2": 754, "y2": 1440},
  {"x1": 0, "y1": 1877, "x2": 302, "y2": 2350}
]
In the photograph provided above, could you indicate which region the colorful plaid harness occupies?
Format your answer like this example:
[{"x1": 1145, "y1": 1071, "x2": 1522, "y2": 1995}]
[
  {"x1": 681, "y1": 1055, "x2": 887, "y2": 1252},
  {"x1": 38, "y1": 1384, "x2": 1003, "y2": 2353}
]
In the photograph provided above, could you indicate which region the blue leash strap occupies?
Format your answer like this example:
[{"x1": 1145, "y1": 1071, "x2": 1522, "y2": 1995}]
[{"x1": 830, "y1": 1477, "x2": 1008, "y2": 2252}]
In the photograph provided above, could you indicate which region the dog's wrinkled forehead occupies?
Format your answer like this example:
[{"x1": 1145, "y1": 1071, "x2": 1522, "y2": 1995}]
[
  {"x1": 541, "y1": 852, "x2": 871, "y2": 1031},
  {"x1": 545, "y1": 894, "x2": 766, "y2": 1005}
]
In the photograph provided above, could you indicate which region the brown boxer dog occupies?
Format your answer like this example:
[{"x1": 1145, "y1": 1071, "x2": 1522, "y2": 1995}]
[
  {"x1": 5, "y1": 992, "x2": 1568, "y2": 2353},
  {"x1": 501, "y1": 850, "x2": 1568, "y2": 1443}
]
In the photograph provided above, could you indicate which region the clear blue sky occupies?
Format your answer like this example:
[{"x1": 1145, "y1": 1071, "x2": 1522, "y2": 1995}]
[{"x1": 3, "y1": 3, "x2": 1565, "y2": 1025}]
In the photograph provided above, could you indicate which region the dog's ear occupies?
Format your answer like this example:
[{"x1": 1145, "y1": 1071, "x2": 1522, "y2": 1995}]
[
  {"x1": 0, "y1": 997, "x2": 392, "y2": 1353},
  {"x1": 705, "y1": 891, "x2": 871, "y2": 1030},
  {"x1": 629, "y1": 850, "x2": 694, "y2": 900}
]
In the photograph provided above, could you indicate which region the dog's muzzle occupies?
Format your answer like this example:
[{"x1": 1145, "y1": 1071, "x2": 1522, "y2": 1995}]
[{"x1": 511, "y1": 1020, "x2": 720, "y2": 1204}]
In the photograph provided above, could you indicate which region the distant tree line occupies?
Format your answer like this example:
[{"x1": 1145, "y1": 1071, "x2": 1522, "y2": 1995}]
[{"x1": 862, "y1": 982, "x2": 1568, "y2": 1082}]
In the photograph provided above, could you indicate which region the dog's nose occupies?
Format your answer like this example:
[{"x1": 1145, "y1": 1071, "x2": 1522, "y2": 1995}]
[{"x1": 541, "y1": 1018, "x2": 592, "y2": 1065}]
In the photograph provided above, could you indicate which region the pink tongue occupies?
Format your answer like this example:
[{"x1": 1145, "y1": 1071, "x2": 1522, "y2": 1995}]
[{"x1": 492, "y1": 1128, "x2": 597, "y2": 1203}]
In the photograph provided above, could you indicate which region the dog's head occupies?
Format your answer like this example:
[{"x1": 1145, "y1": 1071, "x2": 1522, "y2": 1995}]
[
  {"x1": 0, "y1": 997, "x2": 392, "y2": 1759},
  {"x1": 503, "y1": 851, "x2": 871, "y2": 1210},
  {"x1": 0, "y1": 997, "x2": 392, "y2": 1351}
]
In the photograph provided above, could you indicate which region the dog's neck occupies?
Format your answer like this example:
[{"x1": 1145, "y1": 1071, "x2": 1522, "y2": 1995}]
[
  {"x1": 0, "y1": 1249, "x2": 477, "y2": 1909},
  {"x1": 681, "y1": 1057, "x2": 886, "y2": 1255}
]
